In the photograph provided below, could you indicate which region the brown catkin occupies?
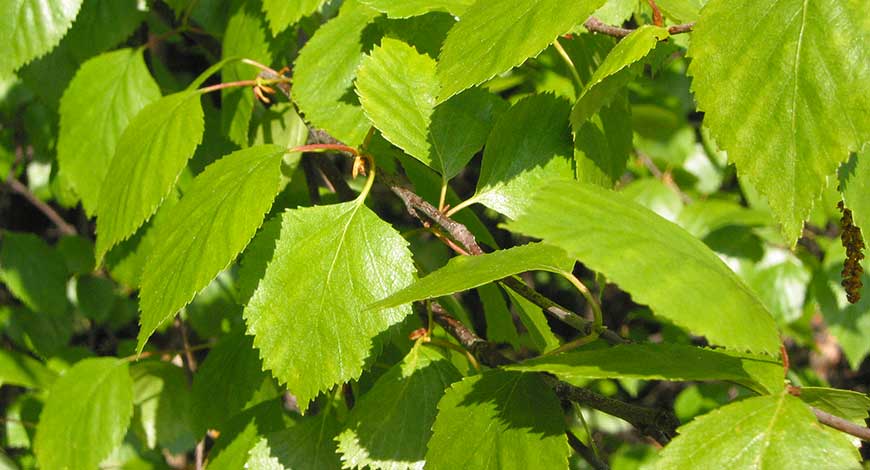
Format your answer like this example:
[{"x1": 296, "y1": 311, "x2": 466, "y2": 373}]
[{"x1": 838, "y1": 200, "x2": 865, "y2": 304}]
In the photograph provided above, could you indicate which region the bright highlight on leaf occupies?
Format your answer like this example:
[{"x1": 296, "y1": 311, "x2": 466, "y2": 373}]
[
  {"x1": 0, "y1": 0, "x2": 84, "y2": 75},
  {"x1": 687, "y1": 0, "x2": 870, "y2": 246},
  {"x1": 370, "y1": 243, "x2": 573, "y2": 310},
  {"x1": 506, "y1": 179, "x2": 781, "y2": 355},
  {"x1": 654, "y1": 393, "x2": 861, "y2": 469},
  {"x1": 426, "y1": 371, "x2": 570, "y2": 470},
  {"x1": 244, "y1": 200, "x2": 416, "y2": 411},
  {"x1": 58, "y1": 48, "x2": 161, "y2": 215},
  {"x1": 34, "y1": 358, "x2": 134, "y2": 470},
  {"x1": 95, "y1": 91, "x2": 205, "y2": 264},
  {"x1": 436, "y1": 0, "x2": 607, "y2": 102},
  {"x1": 137, "y1": 145, "x2": 288, "y2": 352}
]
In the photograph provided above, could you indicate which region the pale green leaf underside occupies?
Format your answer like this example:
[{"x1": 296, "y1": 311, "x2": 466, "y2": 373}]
[
  {"x1": 244, "y1": 201, "x2": 416, "y2": 411},
  {"x1": 337, "y1": 344, "x2": 461, "y2": 470},
  {"x1": 137, "y1": 145, "x2": 287, "y2": 352},
  {"x1": 571, "y1": 25, "x2": 668, "y2": 127},
  {"x1": 246, "y1": 413, "x2": 342, "y2": 469},
  {"x1": 262, "y1": 0, "x2": 324, "y2": 35},
  {"x1": 292, "y1": 0, "x2": 379, "y2": 147},
  {"x1": 687, "y1": 0, "x2": 870, "y2": 246},
  {"x1": 0, "y1": 0, "x2": 83, "y2": 75},
  {"x1": 506, "y1": 179, "x2": 781, "y2": 354},
  {"x1": 426, "y1": 371, "x2": 570, "y2": 470},
  {"x1": 34, "y1": 358, "x2": 134, "y2": 470},
  {"x1": 509, "y1": 343, "x2": 783, "y2": 394},
  {"x1": 471, "y1": 93, "x2": 574, "y2": 219},
  {"x1": 370, "y1": 243, "x2": 573, "y2": 310},
  {"x1": 95, "y1": 91, "x2": 204, "y2": 264},
  {"x1": 436, "y1": 0, "x2": 607, "y2": 102},
  {"x1": 0, "y1": 348, "x2": 56, "y2": 389},
  {"x1": 654, "y1": 394, "x2": 861, "y2": 469},
  {"x1": 356, "y1": 38, "x2": 439, "y2": 167},
  {"x1": 360, "y1": 0, "x2": 472, "y2": 18},
  {"x1": 58, "y1": 48, "x2": 161, "y2": 215}
]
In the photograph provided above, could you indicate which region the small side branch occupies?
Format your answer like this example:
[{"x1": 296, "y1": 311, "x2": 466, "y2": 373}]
[
  {"x1": 4, "y1": 177, "x2": 77, "y2": 236},
  {"x1": 583, "y1": 17, "x2": 695, "y2": 38},
  {"x1": 812, "y1": 407, "x2": 870, "y2": 442}
]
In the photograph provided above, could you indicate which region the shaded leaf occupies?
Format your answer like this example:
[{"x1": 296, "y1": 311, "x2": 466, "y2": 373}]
[
  {"x1": 371, "y1": 243, "x2": 572, "y2": 310},
  {"x1": 247, "y1": 412, "x2": 342, "y2": 469},
  {"x1": 0, "y1": 232, "x2": 69, "y2": 316},
  {"x1": 57, "y1": 48, "x2": 161, "y2": 215},
  {"x1": 504, "y1": 288, "x2": 561, "y2": 352},
  {"x1": 509, "y1": 343, "x2": 784, "y2": 394},
  {"x1": 138, "y1": 145, "x2": 286, "y2": 351},
  {"x1": 244, "y1": 201, "x2": 416, "y2": 411},
  {"x1": 0, "y1": 349, "x2": 56, "y2": 389},
  {"x1": 34, "y1": 358, "x2": 134, "y2": 470},
  {"x1": 130, "y1": 361, "x2": 195, "y2": 453},
  {"x1": 206, "y1": 400, "x2": 289, "y2": 470},
  {"x1": 506, "y1": 179, "x2": 781, "y2": 354},
  {"x1": 426, "y1": 371, "x2": 570, "y2": 470},
  {"x1": 687, "y1": 0, "x2": 870, "y2": 245},
  {"x1": 95, "y1": 91, "x2": 205, "y2": 263},
  {"x1": 479, "y1": 284, "x2": 522, "y2": 348},
  {"x1": 653, "y1": 393, "x2": 861, "y2": 469},
  {"x1": 436, "y1": 0, "x2": 606, "y2": 101},
  {"x1": 336, "y1": 344, "x2": 461, "y2": 469},
  {"x1": 839, "y1": 147, "x2": 870, "y2": 235}
]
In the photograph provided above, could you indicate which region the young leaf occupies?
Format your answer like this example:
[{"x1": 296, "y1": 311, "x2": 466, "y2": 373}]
[
  {"x1": 370, "y1": 243, "x2": 572, "y2": 310},
  {"x1": 797, "y1": 387, "x2": 870, "y2": 426},
  {"x1": 292, "y1": 0, "x2": 379, "y2": 146},
  {"x1": 0, "y1": 349, "x2": 56, "y2": 389},
  {"x1": 508, "y1": 343, "x2": 784, "y2": 394},
  {"x1": 244, "y1": 201, "x2": 416, "y2": 411},
  {"x1": 191, "y1": 331, "x2": 277, "y2": 435},
  {"x1": 0, "y1": 0, "x2": 83, "y2": 75},
  {"x1": 34, "y1": 358, "x2": 134, "y2": 470},
  {"x1": 58, "y1": 48, "x2": 161, "y2": 215},
  {"x1": 95, "y1": 91, "x2": 205, "y2": 263},
  {"x1": 336, "y1": 344, "x2": 461, "y2": 469},
  {"x1": 469, "y1": 94, "x2": 574, "y2": 219},
  {"x1": 357, "y1": 38, "x2": 439, "y2": 168},
  {"x1": 653, "y1": 393, "x2": 861, "y2": 469},
  {"x1": 360, "y1": 0, "x2": 472, "y2": 18},
  {"x1": 426, "y1": 371, "x2": 570, "y2": 470},
  {"x1": 262, "y1": 0, "x2": 324, "y2": 35},
  {"x1": 137, "y1": 145, "x2": 286, "y2": 351},
  {"x1": 0, "y1": 231, "x2": 69, "y2": 316},
  {"x1": 506, "y1": 179, "x2": 781, "y2": 355},
  {"x1": 687, "y1": 0, "x2": 870, "y2": 246},
  {"x1": 247, "y1": 412, "x2": 342, "y2": 469},
  {"x1": 571, "y1": 25, "x2": 669, "y2": 128},
  {"x1": 436, "y1": 0, "x2": 606, "y2": 101}
]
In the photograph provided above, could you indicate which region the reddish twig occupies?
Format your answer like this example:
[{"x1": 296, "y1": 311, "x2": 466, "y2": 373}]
[
  {"x1": 812, "y1": 408, "x2": 870, "y2": 442},
  {"x1": 647, "y1": 0, "x2": 664, "y2": 26},
  {"x1": 584, "y1": 16, "x2": 695, "y2": 38}
]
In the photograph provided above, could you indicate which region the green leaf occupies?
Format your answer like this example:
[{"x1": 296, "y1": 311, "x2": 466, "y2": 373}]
[
  {"x1": 504, "y1": 288, "x2": 561, "y2": 352},
  {"x1": 95, "y1": 91, "x2": 205, "y2": 264},
  {"x1": 360, "y1": 0, "x2": 472, "y2": 18},
  {"x1": 654, "y1": 0, "x2": 704, "y2": 23},
  {"x1": 292, "y1": 0, "x2": 379, "y2": 146},
  {"x1": 336, "y1": 344, "x2": 461, "y2": 469},
  {"x1": 137, "y1": 145, "x2": 286, "y2": 351},
  {"x1": 687, "y1": 0, "x2": 870, "y2": 245},
  {"x1": 436, "y1": 0, "x2": 606, "y2": 101},
  {"x1": 479, "y1": 284, "x2": 522, "y2": 348},
  {"x1": 506, "y1": 179, "x2": 781, "y2": 354},
  {"x1": 0, "y1": 0, "x2": 83, "y2": 75},
  {"x1": 571, "y1": 25, "x2": 669, "y2": 128},
  {"x1": 57, "y1": 48, "x2": 161, "y2": 215},
  {"x1": 130, "y1": 361, "x2": 195, "y2": 453},
  {"x1": 75, "y1": 275, "x2": 116, "y2": 323},
  {"x1": 262, "y1": 0, "x2": 324, "y2": 35},
  {"x1": 206, "y1": 400, "x2": 290, "y2": 470},
  {"x1": 237, "y1": 216, "x2": 282, "y2": 306},
  {"x1": 798, "y1": 387, "x2": 870, "y2": 426},
  {"x1": 653, "y1": 393, "x2": 861, "y2": 469},
  {"x1": 244, "y1": 200, "x2": 416, "y2": 411},
  {"x1": 813, "y1": 248, "x2": 870, "y2": 369},
  {"x1": 247, "y1": 412, "x2": 341, "y2": 470},
  {"x1": 34, "y1": 358, "x2": 134, "y2": 470},
  {"x1": 840, "y1": 147, "x2": 870, "y2": 234},
  {"x1": 56, "y1": 235, "x2": 95, "y2": 275},
  {"x1": 509, "y1": 343, "x2": 784, "y2": 394},
  {"x1": 356, "y1": 38, "x2": 439, "y2": 168},
  {"x1": 468, "y1": 94, "x2": 574, "y2": 219},
  {"x1": 574, "y1": 94, "x2": 633, "y2": 187},
  {"x1": 191, "y1": 331, "x2": 276, "y2": 435},
  {"x1": 370, "y1": 243, "x2": 572, "y2": 310},
  {"x1": 427, "y1": 371, "x2": 570, "y2": 470},
  {"x1": 676, "y1": 199, "x2": 771, "y2": 239},
  {"x1": 0, "y1": 349, "x2": 56, "y2": 389},
  {"x1": 0, "y1": 231, "x2": 69, "y2": 316}
]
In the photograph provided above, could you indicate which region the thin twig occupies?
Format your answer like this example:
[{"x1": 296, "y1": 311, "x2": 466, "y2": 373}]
[
  {"x1": 584, "y1": 17, "x2": 695, "y2": 38},
  {"x1": 567, "y1": 431, "x2": 610, "y2": 470},
  {"x1": 647, "y1": 0, "x2": 664, "y2": 27},
  {"x1": 4, "y1": 177, "x2": 77, "y2": 235},
  {"x1": 812, "y1": 407, "x2": 870, "y2": 442}
]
